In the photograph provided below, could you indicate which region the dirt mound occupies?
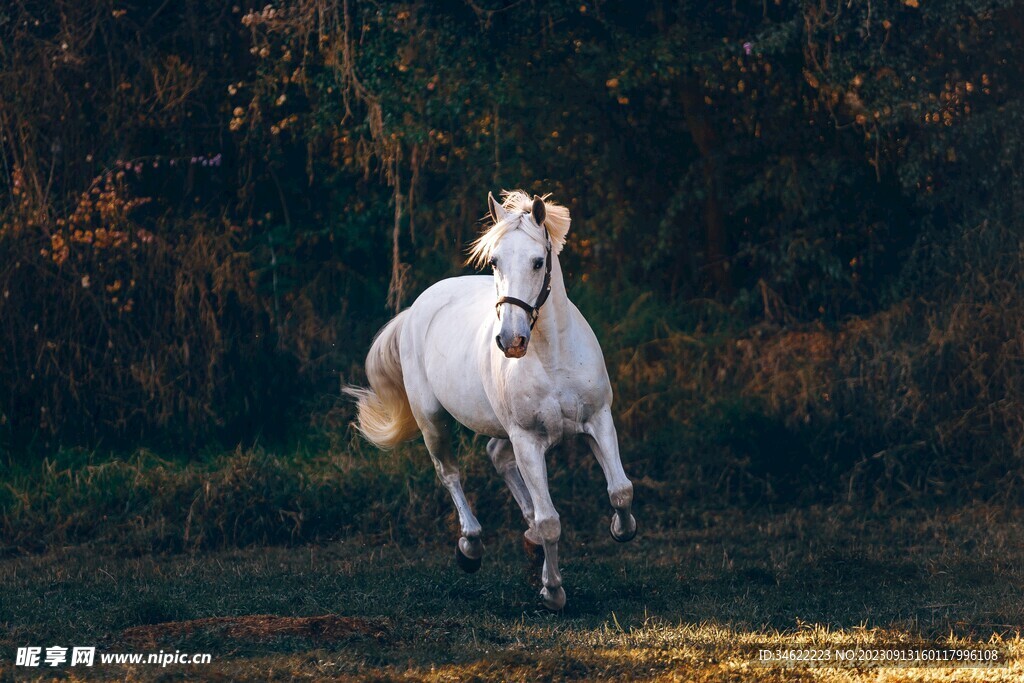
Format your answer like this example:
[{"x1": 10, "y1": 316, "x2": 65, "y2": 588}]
[{"x1": 121, "y1": 614, "x2": 389, "y2": 647}]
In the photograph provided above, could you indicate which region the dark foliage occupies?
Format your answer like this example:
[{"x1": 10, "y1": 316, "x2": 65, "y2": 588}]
[{"x1": 0, "y1": 1, "x2": 1022, "y2": 503}]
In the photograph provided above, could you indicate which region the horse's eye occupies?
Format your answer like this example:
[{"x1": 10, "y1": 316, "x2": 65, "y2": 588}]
[
  {"x1": 489, "y1": 258, "x2": 497, "y2": 269},
  {"x1": 533, "y1": 258, "x2": 544, "y2": 270}
]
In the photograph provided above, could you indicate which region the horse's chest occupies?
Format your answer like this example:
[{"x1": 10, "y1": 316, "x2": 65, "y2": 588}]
[{"x1": 508, "y1": 374, "x2": 601, "y2": 440}]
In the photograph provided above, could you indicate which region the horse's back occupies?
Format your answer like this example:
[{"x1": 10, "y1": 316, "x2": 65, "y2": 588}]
[{"x1": 406, "y1": 275, "x2": 493, "y2": 335}]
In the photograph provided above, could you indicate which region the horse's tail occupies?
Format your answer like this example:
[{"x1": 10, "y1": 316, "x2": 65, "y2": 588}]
[{"x1": 344, "y1": 310, "x2": 419, "y2": 449}]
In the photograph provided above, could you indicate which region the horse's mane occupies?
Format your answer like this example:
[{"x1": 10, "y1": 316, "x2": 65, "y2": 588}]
[{"x1": 466, "y1": 190, "x2": 571, "y2": 268}]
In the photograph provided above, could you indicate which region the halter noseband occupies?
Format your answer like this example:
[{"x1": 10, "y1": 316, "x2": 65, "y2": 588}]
[{"x1": 494, "y1": 237, "x2": 552, "y2": 331}]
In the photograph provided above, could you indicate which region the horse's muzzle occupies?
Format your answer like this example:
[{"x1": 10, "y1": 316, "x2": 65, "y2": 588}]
[{"x1": 495, "y1": 334, "x2": 529, "y2": 358}]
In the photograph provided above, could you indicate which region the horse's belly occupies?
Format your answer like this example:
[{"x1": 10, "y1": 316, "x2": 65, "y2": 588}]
[
  {"x1": 444, "y1": 400, "x2": 507, "y2": 438},
  {"x1": 430, "y1": 368, "x2": 506, "y2": 438}
]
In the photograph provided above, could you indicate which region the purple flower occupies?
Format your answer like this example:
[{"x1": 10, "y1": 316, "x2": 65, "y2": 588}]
[{"x1": 743, "y1": 41, "x2": 753, "y2": 56}]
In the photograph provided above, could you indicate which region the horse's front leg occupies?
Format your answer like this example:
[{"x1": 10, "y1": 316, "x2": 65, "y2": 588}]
[
  {"x1": 509, "y1": 432, "x2": 565, "y2": 610},
  {"x1": 486, "y1": 438, "x2": 542, "y2": 546},
  {"x1": 583, "y1": 407, "x2": 636, "y2": 542}
]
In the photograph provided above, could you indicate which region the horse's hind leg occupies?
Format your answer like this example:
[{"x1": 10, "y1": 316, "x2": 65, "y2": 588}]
[
  {"x1": 417, "y1": 409, "x2": 484, "y2": 571},
  {"x1": 486, "y1": 438, "x2": 542, "y2": 546}
]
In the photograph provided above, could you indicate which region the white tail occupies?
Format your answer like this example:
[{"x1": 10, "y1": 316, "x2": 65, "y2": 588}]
[{"x1": 345, "y1": 310, "x2": 420, "y2": 448}]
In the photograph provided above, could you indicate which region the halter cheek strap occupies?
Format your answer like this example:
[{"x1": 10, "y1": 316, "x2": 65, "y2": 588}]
[{"x1": 494, "y1": 239, "x2": 552, "y2": 331}]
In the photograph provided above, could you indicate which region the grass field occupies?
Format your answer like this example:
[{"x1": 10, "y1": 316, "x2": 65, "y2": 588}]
[{"x1": 2, "y1": 502, "x2": 1023, "y2": 681}]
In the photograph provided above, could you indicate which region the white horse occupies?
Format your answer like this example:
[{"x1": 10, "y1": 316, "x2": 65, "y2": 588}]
[{"x1": 346, "y1": 190, "x2": 635, "y2": 610}]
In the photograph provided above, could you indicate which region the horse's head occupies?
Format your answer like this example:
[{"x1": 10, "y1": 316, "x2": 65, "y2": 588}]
[
  {"x1": 487, "y1": 194, "x2": 550, "y2": 358},
  {"x1": 468, "y1": 191, "x2": 571, "y2": 359}
]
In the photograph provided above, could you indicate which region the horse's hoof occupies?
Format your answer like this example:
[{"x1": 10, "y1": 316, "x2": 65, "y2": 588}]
[
  {"x1": 455, "y1": 537, "x2": 482, "y2": 573},
  {"x1": 540, "y1": 585, "x2": 566, "y2": 611},
  {"x1": 610, "y1": 513, "x2": 637, "y2": 543}
]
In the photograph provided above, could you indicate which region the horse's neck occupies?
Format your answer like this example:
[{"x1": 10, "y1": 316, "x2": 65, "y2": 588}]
[{"x1": 531, "y1": 256, "x2": 573, "y2": 359}]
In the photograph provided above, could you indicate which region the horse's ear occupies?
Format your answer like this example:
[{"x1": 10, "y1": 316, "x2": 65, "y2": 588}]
[
  {"x1": 487, "y1": 192, "x2": 506, "y2": 223},
  {"x1": 531, "y1": 195, "x2": 546, "y2": 226}
]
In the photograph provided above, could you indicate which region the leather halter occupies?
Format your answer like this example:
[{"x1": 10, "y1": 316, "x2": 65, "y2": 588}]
[{"x1": 494, "y1": 236, "x2": 552, "y2": 331}]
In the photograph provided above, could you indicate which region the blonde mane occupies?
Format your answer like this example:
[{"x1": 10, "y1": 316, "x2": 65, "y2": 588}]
[{"x1": 466, "y1": 190, "x2": 571, "y2": 268}]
